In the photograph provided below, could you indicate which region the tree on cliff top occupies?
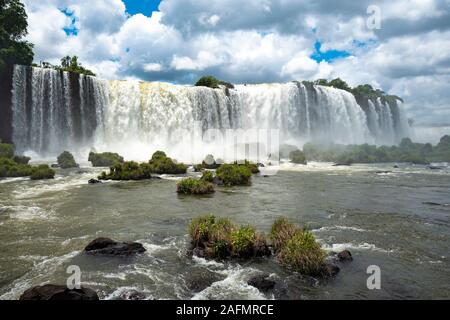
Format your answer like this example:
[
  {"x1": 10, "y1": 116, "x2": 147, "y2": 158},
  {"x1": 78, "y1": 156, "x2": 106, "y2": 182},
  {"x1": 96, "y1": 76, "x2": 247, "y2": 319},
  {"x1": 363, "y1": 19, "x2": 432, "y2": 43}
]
[{"x1": 0, "y1": 0, "x2": 34, "y2": 72}]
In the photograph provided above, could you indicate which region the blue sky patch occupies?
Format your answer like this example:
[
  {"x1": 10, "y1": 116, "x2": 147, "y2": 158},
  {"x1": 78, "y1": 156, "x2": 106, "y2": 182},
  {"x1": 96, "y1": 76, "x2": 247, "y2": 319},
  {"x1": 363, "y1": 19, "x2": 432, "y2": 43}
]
[
  {"x1": 122, "y1": 0, "x2": 161, "y2": 17},
  {"x1": 311, "y1": 40, "x2": 351, "y2": 62},
  {"x1": 60, "y1": 8, "x2": 79, "y2": 36}
]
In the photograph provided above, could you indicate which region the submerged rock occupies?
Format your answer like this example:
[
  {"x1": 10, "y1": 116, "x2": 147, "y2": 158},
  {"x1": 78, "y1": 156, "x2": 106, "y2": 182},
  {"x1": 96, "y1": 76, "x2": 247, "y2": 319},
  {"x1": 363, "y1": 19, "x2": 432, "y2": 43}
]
[
  {"x1": 84, "y1": 237, "x2": 146, "y2": 256},
  {"x1": 337, "y1": 250, "x2": 353, "y2": 262},
  {"x1": 88, "y1": 179, "x2": 102, "y2": 184},
  {"x1": 247, "y1": 274, "x2": 276, "y2": 292},
  {"x1": 185, "y1": 271, "x2": 224, "y2": 293},
  {"x1": 118, "y1": 290, "x2": 147, "y2": 300},
  {"x1": 321, "y1": 263, "x2": 341, "y2": 278},
  {"x1": 20, "y1": 284, "x2": 98, "y2": 300}
]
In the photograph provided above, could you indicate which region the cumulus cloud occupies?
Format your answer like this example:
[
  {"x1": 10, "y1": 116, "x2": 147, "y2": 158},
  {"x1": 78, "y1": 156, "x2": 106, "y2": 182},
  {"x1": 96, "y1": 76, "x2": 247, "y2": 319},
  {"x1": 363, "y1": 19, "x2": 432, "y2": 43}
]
[{"x1": 21, "y1": 0, "x2": 450, "y2": 126}]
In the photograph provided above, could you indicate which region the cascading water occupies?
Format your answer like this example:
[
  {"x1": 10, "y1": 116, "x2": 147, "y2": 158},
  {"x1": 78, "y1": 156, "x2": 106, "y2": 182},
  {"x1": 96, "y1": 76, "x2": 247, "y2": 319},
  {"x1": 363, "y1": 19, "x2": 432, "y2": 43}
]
[{"x1": 10, "y1": 65, "x2": 410, "y2": 161}]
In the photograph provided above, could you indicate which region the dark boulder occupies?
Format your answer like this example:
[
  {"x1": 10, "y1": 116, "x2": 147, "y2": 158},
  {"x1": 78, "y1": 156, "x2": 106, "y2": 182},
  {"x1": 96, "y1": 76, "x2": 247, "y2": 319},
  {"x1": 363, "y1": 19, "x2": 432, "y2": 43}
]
[
  {"x1": 247, "y1": 274, "x2": 276, "y2": 292},
  {"x1": 51, "y1": 164, "x2": 60, "y2": 168},
  {"x1": 321, "y1": 263, "x2": 340, "y2": 278},
  {"x1": 84, "y1": 237, "x2": 146, "y2": 256},
  {"x1": 88, "y1": 179, "x2": 102, "y2": 184},
  {"x1": 20, "y1": 284, "x2": 98, "y2": 300},
  {"x1": 185, "y1": 271, "x2": 224, "y2": 293},
  {"x1": 337, "y1": 250, "x2": 353, "y2": 262}
]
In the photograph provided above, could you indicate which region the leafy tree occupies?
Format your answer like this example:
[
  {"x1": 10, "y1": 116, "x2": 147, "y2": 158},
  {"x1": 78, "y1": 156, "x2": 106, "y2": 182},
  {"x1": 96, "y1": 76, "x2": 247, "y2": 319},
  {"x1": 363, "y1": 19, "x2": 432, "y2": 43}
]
[{"x1": 0, "y1": 0, "x2": 34, "y2": 71}]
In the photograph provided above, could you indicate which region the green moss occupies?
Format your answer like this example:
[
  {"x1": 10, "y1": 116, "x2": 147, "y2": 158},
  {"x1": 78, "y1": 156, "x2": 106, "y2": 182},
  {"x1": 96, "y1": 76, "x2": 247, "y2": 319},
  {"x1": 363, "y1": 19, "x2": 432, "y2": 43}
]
[
  {"x1": 177, "y1": 178, "x2": 215, "y2": 195},
  {"x1": 30, "y1": 165, "x2": 55, "y2": 180},
  {"x1": 88, "y1": 152, "x2": 124, "y2": 167},
  {"x1": 216, "y1": 164, "x2": 252, "y2": 186},
  {"x1": 277, "y1": 230, "x2": 326, "y2": 276},
  {"x1": 99, "y1": 161, "x2": 152, "y2": 181},
  {"x1": 57, "y1": 151, "x2": 78, "y2": 169},
  {"x1": 0, "y1": 143, "x2": 14, "y2": 159}
]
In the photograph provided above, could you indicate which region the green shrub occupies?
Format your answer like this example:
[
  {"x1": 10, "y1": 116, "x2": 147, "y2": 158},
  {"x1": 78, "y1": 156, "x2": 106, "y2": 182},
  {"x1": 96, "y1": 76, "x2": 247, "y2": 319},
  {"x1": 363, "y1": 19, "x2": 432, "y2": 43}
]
[
  {"x1": 88, "y1": 152, "x2": 124, "y2": 167},
  {"x1": 195, "y1": 76, "x2": 235, "y2": 89},
  {"x1": 13, "y1": 155, "x2": 31, "y2": 164},
  {"x1": 289, "y1": 150, "x2": 307, "y2": 165},
  {"x1": 200, "y1": 171, "x2": 214, "y2": 183},
  {"x1": 57, "y1": 151, "x2": 78, "y2": 169},
  {"x1": 99, "y1": 161, "x2": 152, "y2": 180},
  {"x1": 151, "y1": 151, "x2": 167, "y2": 162},
  {"x1": 270, "y1": 217, "x2": 298, "y2": 252},
  {"x1": 194, "y1": 164, "x2": 204, "y2": 172},
  {"x1": 216, "y1": 164, "x2": 252, "y2": 186},
  {"x1": 30, "y1": 165, "x2": 55, "y2": 180},
  {"x1": 177, "y1": 178, "x2": 215, "y2": 195},
  {"x1": 0, "y1": 157, "x2": 33, "y2": 177},
  {"x1": 277, "y1": 229, "x2": 326, "y2": 276},
  {"x1": 188, "y1": 215, "x2": 269, "y2": 260},
  {"x1": 149, "y1": 151, "x2": 187, "y2": 174},
  {"x1": 0, "y1": 143, "x2": 14, "y2": 158}
]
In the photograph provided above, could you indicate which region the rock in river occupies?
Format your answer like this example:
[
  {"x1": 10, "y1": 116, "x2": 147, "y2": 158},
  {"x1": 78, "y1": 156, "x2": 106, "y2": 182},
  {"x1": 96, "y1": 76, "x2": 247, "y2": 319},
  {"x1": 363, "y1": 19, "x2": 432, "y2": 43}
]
[
  {"x1": 84, "y1": 237, "x2": 146, "y2": 256},
  {"x1": 247, "y1": 274, "x2": 276, "y2": 292},
  {"x1": 20, "y1": 284, "x2": 98, "y2": 300}
]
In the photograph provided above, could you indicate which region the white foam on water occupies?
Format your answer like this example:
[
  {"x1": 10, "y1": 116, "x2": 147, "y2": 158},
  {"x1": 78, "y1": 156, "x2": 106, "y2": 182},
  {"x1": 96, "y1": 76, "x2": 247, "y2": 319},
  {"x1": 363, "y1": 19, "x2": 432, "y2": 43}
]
[
  {"x1": 0, "y1": 177, "x2": 29, "y2": 184},
  {"x1": 191, "y1": 265, "x2": 267, "y2": 300},
  {"x1": 0, "y1": 251, "x2": 79, "y2": 300},
  {"x1": 0, "y1": 204, "x2": 54, "y2": 221},
  {"x1": 313, "y1": 225, "x2": 367, "y2": 233},
  {"x1": 321, "y1": 242, "x2": 395, "y2": 253}
]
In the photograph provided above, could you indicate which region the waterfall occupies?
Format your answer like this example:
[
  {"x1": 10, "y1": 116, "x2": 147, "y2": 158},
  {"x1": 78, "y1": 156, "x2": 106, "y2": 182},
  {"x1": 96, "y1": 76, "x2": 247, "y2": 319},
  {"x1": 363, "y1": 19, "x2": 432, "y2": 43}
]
[{"x1": 10, "y1": 65, "x2": 411, "y2": 161}]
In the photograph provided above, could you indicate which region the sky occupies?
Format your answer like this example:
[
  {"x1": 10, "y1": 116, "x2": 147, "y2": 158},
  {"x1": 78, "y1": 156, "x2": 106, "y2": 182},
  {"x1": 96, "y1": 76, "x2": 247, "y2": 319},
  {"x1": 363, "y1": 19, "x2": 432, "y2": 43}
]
[{"x1": 21, "y1": 0, "x2": 450, "y2": 127}]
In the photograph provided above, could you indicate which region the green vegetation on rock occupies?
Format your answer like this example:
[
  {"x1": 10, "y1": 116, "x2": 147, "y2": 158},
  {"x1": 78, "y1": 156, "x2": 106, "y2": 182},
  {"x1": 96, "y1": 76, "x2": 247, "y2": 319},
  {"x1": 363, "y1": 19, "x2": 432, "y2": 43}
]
[
  {"x1": 195, "y1": 76, "x2": 235, "y2": 89},
  {"x1": 0, "y1": 143, "x2": 14, "y2": 158},
  {"x1": 215, "y1": 164, "x2": 252, "y2": 186},
  {"x1": 13, "y1": 155, "x2": 30, "y2": 164},
  {"x1": 30, "y1": 164, "x2": 55, "y2": 180},
  {"x1": 188, "y1": 214, "x2": 270, "y2": 260},
  {"x1": 148, "y1": 151, "x2": 187, "y2": 174},
  {"x1": 177, "y1": 177, "x2": 215, "y2": 195},
  {"x1": 57, "y1": 151, "x2": 78, "y2": 169},
  {"x1": 270, "y1": 217, "x2": 326, "y2": 276},
  {"x1": 88, "y1": 152, "x2": 124, "y2": 167},
  {"x1": 99, "y1": 161, "x2": 152, "y2": 181}
]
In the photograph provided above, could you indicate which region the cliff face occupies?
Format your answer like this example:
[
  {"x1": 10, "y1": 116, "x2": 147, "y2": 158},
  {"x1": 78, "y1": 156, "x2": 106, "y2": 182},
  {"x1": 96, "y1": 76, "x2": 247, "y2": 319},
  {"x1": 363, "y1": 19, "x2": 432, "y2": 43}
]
[{"x1": 0, "y1": 65, "x2": 13, "y2": 143}]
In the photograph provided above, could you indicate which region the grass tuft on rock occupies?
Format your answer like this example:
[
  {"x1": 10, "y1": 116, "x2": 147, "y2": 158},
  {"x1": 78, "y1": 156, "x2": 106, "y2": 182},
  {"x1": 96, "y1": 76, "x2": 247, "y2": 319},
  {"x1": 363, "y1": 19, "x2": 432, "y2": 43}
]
[
  {"x1": 277, "y1": 229, "x2": 326, "y2": 276},
  {"x1": 188, "y1": 214, "x2": 270, "y2": 260},
  {"x1": 270, "y1": 217, "x2": 326, "y2": 276},
  {"x1": 270, "y1": 217, "x2": 298, "y2": 252},
  {"x1": 177, "y1": 178, "x2": 215, "y2": 195}
]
